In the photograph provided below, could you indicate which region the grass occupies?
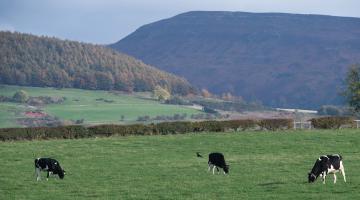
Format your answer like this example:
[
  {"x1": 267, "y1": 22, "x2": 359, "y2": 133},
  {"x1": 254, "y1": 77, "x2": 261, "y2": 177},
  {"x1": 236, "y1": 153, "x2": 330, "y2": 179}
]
[
  {"x1": 0, "y1": 129, "x2": 359, "y2": 199},
  {"x1": 0, "y1": 102, "x2": 25, "y2": 127},
  {"x1": 0, "y1": 84, "x2": 201, "y2": 128}
]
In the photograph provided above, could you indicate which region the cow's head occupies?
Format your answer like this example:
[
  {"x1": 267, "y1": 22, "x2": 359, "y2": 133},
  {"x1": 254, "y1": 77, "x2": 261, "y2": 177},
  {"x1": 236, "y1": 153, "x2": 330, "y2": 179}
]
[
  {"x1": 308, "y1": 172, "x2": 316, "y2": 183},
  {"x1": 308, "y1": 156, "x2": 328, "y2": 183},
  {"x1": 53, "y1": 162, "x2": 65, "y2": 179},
  {"x1": 223, "y1": 165, "x2": 230, "y2": 174},
  {"x1": 58, "y1": 169, "x2": 65, "y2": 179}
]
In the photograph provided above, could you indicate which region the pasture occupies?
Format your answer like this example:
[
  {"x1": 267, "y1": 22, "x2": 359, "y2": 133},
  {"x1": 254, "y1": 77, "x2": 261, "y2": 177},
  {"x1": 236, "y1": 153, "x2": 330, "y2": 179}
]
[
  {"x1": 1, "y1": 129, "x2": 359, "y2": 199},
  {"x1": 0, "y1": 85, "x2": 201, "y2": 128}
]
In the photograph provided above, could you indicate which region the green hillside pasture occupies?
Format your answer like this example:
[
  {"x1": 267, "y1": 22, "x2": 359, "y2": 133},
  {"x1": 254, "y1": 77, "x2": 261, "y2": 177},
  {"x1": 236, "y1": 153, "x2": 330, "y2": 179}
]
[
  {"x1": 0, "y1": 103, "x2": 22, "y2": 127},
  {"x1": 0, "y1": 129, "x2": 359, "y2": 199},
  {"x1": 0, "y1": 85, "x2": 201, "y2": 127}
]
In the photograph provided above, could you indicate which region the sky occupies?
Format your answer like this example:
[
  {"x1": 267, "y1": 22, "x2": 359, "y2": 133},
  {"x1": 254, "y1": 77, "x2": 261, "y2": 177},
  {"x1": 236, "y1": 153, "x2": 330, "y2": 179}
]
[{"x1": 1, "y1": 0, "x2": 360, "y2": 44}]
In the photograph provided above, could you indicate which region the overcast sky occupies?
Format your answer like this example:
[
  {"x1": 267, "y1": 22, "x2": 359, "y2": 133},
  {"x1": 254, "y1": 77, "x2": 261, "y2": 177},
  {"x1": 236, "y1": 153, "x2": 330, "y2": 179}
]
[{"x1": 1, "y1": 0, "x2": 359, "y2": 44}]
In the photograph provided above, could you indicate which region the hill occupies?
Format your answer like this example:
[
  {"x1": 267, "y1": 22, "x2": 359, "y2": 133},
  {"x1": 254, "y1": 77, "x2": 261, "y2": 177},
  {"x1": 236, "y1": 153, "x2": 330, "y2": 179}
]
[
  {"x1": 0, "y1": 85, "x2": 201, "y2": 128},
  {"x1": 111, "y1": 11, "x2": 360, "y2": 109},
  {"x1": 0, "y1": 31, "x2": 194, "y2": 95}
]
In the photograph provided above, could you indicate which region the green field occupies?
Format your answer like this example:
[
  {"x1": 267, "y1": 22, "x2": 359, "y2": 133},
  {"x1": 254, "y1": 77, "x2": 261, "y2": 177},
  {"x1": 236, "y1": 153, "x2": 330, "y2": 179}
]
[
  {"x1": 0, "y1": 85, "x2": 201, "y2": 128},
  {"x1": 0, "y1": 129, "x2": 359, "y2": 199}
]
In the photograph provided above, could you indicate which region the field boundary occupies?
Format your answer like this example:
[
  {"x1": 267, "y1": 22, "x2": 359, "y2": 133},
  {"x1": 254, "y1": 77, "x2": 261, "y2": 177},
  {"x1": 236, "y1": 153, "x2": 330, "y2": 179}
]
[
  {"x1": 0, "y1": 116, "x2": 355, "y2": 141},
  {"x1": 0, "y1": 119, "x2": 292, "y2": 141}
]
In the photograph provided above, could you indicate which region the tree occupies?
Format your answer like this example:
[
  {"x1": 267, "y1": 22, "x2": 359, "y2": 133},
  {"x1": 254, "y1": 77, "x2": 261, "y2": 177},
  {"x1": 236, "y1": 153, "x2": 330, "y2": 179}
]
[
  {"x1": 201, "y1": 89, "x2": 211, "y2": 98},
  {"x1": 343, "y1": 65, "x2": 360, "y2": 112},
  {"x1": 222, "y1": 92, "x2": 234, "y2": 101},
  {"x1": 13, "y1": 90, "x2": 29, "y2": 103},
  {"x1": 153, "y1": 85, "x2": 171, "y2": 101}
]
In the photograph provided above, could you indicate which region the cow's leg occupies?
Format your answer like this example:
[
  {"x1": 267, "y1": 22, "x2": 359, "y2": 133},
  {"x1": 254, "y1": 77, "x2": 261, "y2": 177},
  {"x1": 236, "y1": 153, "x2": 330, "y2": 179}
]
[
  {"x1": 322, "y1": 172, "x2": 326, "y2": 184},
  {"x1": 35, "y1": 168, "x2": 41, "y2": 181},
  {"x1": 208, "y1": 164, "x2": 212, "y2": 172},
  {"x1": 217, "y1": 167, "x2": 220, "y2": 174},
  {"x1": 47, "y1": 171, "x2": 49, "y2": 181},
  {"x1": 333, "y1": 173, "x2": 337, "y2": 184},
  {"x1": 212, "y1": 166, "x2": 216, "y2": 175},
  {"x1": 340, "y1": 167, "x2": 346, "y2": 182}
]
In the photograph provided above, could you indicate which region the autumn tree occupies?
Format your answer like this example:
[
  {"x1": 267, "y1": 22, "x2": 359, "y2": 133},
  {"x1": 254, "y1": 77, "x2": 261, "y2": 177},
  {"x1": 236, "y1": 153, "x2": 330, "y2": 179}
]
[
  {"x1": 222, "y1": 92, "x2": 234, "y2": 101},
  {"x1": 153, "y1": 85, "x2": 171, "y2": 101},
  {"x1": 201, "y1": 89, "x2": 212, "y2": 98},
  {"x1": 13, "y1": 90, "x2": 29, "y2": 103}
]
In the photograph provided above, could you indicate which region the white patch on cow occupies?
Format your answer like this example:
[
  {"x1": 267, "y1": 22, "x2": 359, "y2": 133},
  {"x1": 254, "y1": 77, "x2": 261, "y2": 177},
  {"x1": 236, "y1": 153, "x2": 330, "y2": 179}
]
[
  {"x1": 324, "y1": 161, "x2": 347, "y2": 184},
  {"x1": 327, "y1": 164, "x2": 339, "y2": 174}
]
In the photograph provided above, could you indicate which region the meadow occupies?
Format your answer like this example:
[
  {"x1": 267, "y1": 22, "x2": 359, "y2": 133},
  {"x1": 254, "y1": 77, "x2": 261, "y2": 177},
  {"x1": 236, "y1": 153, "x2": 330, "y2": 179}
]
[
  {"x1": 1, "y1": 129, "x2": 359, "y2": 199},
  {"x1": 0, "y1": 85, "x2": 201, "y2": 128}
]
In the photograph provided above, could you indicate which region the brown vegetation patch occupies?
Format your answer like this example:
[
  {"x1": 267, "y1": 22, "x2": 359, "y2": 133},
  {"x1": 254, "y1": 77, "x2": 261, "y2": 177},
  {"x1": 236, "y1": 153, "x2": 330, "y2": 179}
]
[{"x1": 24, "y1": 111, "x2": 47, "y2": 118}]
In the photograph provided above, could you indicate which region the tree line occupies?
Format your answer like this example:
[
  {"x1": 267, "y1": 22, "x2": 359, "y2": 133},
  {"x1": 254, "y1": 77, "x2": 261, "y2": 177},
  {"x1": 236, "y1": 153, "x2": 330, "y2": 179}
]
[{"x1": 0, "y1": 31, "x2": 195, "y2": 95}]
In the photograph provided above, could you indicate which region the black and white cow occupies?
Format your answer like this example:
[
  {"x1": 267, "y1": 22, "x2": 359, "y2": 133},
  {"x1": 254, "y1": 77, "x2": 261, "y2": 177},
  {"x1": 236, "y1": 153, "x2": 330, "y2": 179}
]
[
  {"x1": 308, "y1": 154, "x2": 346, "y2": 184},
  {"x1": 208, "y1": 152, "x2": 229, "y2": 175},
  {"x1": 35, "y1": 158, "x2": 65, "y2": 181}
]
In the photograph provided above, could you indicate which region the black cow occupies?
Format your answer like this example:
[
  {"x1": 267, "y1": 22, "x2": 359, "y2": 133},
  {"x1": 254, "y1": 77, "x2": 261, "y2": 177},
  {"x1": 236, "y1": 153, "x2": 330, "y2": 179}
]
[
  {"x1": 35, "y1": 158, "x2": 65, "y2": 181},
  {"x1": 208, "y1": 152, "x2": 229, "y2": 175},
  {"x1": 308, "y1": 154, "x2": 346, "y2": 184}
]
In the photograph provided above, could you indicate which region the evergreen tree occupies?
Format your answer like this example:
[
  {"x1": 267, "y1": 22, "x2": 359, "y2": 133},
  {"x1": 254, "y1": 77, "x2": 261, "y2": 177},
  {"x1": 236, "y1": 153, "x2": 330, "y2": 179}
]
[{"x1": 343, "y1": 64, "x2": 360, "y2": 112}]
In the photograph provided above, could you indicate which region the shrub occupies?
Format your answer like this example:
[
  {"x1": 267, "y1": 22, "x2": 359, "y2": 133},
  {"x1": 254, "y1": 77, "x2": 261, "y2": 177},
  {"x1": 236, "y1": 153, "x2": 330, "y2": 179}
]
[
  {"x1": 164, "y1": 96, "x2": 192, "y2": 105},
  {"x1": 0, "y1": 125, "x2": 89, "y2": 141},
  {"x1": 222, "y1": 120, "x2": 258, "y2": 131},
  {"x1": 12, "y1": 90, "x2": 29, "y2": 103},
  {"x1": 310, "y1": 117, "x2": 355, "y2": 129},
  {"x1": 258, "y1": 119, "x2": 293, "y2": 131},
  {"x1": 203, "y1": 106, "x2": 218, "y2": 114},
  {"x1": 154, "y1": 121, "x2": 193, "y2": 135}
]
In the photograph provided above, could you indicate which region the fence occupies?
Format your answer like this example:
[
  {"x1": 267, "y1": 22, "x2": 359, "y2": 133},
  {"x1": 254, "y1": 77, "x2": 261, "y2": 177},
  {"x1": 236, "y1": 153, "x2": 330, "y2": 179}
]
[
  {"x1": 355, "y1": 120, "x2": 360, "y2": 128},
  {"x1": 293, "y1": 121, "x2": 312, "y2": 130}
]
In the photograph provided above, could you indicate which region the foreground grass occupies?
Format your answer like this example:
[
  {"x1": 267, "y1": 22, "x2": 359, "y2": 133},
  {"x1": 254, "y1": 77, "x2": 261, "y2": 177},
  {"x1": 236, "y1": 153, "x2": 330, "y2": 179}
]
[
  {"x1": 0, "y1": 129, "x2": 360, "y2": 199},
  {"x1": 0, "y1": 84, "x2": 201, "y2": 128}
]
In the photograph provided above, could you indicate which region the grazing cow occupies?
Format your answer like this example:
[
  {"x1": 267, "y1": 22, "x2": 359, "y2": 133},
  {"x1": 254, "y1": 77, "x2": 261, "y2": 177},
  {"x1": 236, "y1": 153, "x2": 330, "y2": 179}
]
[
  {"x1": 208, "y1": 152, "x2": 229, "y2": 175},
  {"x1": 308, "y1": 154, "x2": 346, "y2": 184},
  {"x1": 35, "y1": 158, "x2": 65, "y2": 181}
]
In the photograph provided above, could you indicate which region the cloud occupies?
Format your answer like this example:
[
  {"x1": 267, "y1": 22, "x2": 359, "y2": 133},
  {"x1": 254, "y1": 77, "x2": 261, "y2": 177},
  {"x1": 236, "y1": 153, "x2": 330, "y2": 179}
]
[{"x1": 0, "y1": 23, "x2": 15, "y2": 32}]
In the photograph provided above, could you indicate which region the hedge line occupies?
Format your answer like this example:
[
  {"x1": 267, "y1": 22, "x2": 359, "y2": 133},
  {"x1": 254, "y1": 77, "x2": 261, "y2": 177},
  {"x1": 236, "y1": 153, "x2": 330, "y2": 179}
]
[
  {"x1": 310, "y1": 116, "x2": 355, "y2": 129},
  {"x1": 0, "y1": 119, "x2": 293, "y2": 141},
  {"x1": 0, "y1": 117, "x2": 355, "y2": 141}
]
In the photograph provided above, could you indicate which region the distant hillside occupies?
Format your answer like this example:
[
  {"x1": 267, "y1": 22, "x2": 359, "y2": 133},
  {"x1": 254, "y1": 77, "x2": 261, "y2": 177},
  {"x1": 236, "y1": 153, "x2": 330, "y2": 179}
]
[
  {"x1": 0, "y1": 31, "x2": 194, "y2": 95},
  {"x1": 111, "y1": 11, "x2": 360, "y2": 109}
]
